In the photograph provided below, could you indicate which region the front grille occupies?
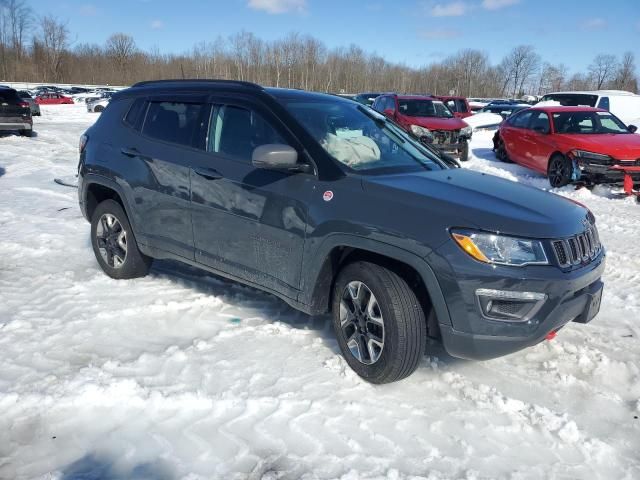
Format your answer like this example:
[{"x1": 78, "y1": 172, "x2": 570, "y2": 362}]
[
  {"x1": 552, "y1": 224, "x2": 601, "y2": 267},
  {"x1": 431, "y1": 129, "x2": 459, "y2": 145}
]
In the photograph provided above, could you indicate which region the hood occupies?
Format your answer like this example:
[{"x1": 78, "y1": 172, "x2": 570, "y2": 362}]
[
  {"x1": 463, "y1": 112, "x2": 503, "y2": 130},
  {"x1": 362, "y1": 168, "x2": 590, "y2": 239},
  {"x1": 398, "y1": 114, "x2": 468, "y2": 131},
  {"x1": 555, "y1": 133, "x2": 640, "y2": 159}
]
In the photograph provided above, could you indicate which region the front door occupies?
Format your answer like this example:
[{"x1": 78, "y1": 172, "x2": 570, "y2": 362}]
[{"x1": 189, "y1": 99, "x2": 311, "y2": 296}]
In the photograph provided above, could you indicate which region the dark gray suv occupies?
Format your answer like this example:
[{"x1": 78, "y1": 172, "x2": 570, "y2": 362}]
[{"x1": 78, "y1": 80, "x2": 605, "y2": 383}]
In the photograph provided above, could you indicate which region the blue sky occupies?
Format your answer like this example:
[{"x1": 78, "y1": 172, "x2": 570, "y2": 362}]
[{"x1": 33, "y1": 0, "x2": 640, "y2": 73}]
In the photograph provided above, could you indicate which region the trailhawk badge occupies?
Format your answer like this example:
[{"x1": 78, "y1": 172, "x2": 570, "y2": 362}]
[{"x1": 323, "y1": 190, "x2": 334, "y2": 202}]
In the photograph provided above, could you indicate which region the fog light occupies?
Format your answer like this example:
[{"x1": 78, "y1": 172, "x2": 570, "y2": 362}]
[{"x1": 476, "y1": 288, "x2": 547, "y2": 322}]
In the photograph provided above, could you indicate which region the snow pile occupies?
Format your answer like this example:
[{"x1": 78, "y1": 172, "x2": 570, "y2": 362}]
[{"x1": 0, "y1": 105, "x2": 639, "y2": 479}]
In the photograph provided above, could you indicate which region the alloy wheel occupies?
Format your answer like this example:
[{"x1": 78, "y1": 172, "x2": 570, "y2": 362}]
[
  {"x1": 95, "y1": 213, "x2": 128, "y2": 268},
  {"x1": 549, "y1": 157, "x2": 570, "y2": 187},
  {"x1": 339, "y1": 281, "x2": 385, "y2": 365}
]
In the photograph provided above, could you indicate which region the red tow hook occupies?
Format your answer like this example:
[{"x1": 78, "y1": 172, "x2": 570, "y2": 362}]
[{"x1": 545, "y1": 330, "x2": 558, "y2": 341}]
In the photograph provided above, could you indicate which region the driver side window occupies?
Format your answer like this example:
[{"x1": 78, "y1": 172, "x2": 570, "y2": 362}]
[{"x1": 207, "y1": 105, "x2": 288, "y2": 163}]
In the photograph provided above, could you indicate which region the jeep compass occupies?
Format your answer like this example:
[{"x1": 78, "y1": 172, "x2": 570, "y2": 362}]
[{"x1": 78, "y1": 80, "x2": 605, "y2": 384}]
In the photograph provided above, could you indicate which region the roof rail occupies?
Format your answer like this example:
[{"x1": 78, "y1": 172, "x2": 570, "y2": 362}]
[{"x1": 131, "y1": 79, "x2": 263, "y2": 89}]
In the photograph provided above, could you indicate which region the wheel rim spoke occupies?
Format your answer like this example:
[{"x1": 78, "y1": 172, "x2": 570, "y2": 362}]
[
  {"x1": 96, "y1": 213, "x2": 127, "y2": 269},
  {"x1": 340, "y1": 280, "x2": 385, "y2": 365}
]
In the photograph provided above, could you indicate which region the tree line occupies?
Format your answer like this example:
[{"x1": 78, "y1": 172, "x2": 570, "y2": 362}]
[{"x1": 0, "y1": 0, "x2": 637, "y2": 97}]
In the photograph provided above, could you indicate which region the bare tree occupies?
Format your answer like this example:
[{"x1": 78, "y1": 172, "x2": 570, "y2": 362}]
[
  {"x1": 612, "y1": 52, "x2": 637, "y2": 92},
  {"x1": 105, "y1": 33, "x2": 136, "y2": 81},
  {"x1": 499, "y1": 45, "x2": 540, "y2": 98},
  {"x1": 39, "y1": 15, "x2": 68, "y2": 82},
  {"x1": 588, "y1": 54, "x2": 618, "y2": 89}
]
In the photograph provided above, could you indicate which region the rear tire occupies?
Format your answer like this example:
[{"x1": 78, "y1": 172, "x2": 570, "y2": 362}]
[
  {"x1": 94, "y1": 105, "x2": 105, "y2": 113},
  {"x1": 547, "y1": 154, "x2": 572, "y2": 188},
  {"x1": 332, "y1": 261, "x2": 426, "y2": 384},
  {"x1": 19, "y1": 129, "x2": 33, "y2": 137},
  {"x1": 495, "y1": 137, "x2": 510, "y2": 162},
  {"x1": 91, "y1": 199, "x2": 152, "y2": 279}
]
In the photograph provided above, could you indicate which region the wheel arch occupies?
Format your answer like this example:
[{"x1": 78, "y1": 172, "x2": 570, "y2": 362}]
[
  {"x1": 303, "y1": 235, "x2": 451, "y2": 337},
  {"x1": 83, "y1": 176, "x2": 136, "y2": 230}
]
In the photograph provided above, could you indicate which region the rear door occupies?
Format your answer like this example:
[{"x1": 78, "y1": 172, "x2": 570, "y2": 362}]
[
  {"x1": 189, "y1": 96, "x2": 311, "y2": 296},
  {"x1": 502, "y1": 110, "x2": 533, "y2": 165},
  {"x1": 121, "y1": 95, "x2": 207, "y2": 260}
]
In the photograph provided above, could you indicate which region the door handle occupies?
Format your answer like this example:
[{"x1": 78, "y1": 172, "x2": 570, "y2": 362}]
[
  {"x1": 193, "y1": 167, "x2": 223, "y2": 180},
  {"x1": 121, "y1": 147, "x2": 139, "y2": 157}
]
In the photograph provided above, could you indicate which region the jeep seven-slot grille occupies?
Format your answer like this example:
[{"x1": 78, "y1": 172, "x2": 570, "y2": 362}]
[{"x1": 552, "y1": 225, "x2": 601, "y2": 267}]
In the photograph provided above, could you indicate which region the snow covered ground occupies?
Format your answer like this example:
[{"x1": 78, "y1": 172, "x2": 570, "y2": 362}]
[{"x1": 1, "y1": 105, "x2": 639, "y2": 480}]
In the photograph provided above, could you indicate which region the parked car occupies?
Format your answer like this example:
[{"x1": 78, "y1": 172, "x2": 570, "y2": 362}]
[
  {"x1": 78, "y1": 80, "x2": 605, "y2": 383},
  {"x1": 17, "y1": 90, "x2": 41, "y2": 117},
  {"x1": 478, "y1": 102, "x2": 530, "y2": 119},
  {"x1": 84, "y1": 91, "x2": 114, "y2": 104},
  {"x1": 432, "y1": 95, "x2": 472, "y2": 119},
  {"x1": 353, "y1": 92, "x2": 384, "y2": 106},
  {"x1": 35, "y1": 93, "x2": 74, "y2": 105},
  {"x1": 463, "y1": 111, "x2": 505, "y2": 131},
  {"x1": 0, "y1": 86, "x2": 33, "y2": 136},
  {"x1": 494, "y1": 106, "x2": 640, "y2": 188},
  {"x1": 372, "y1": 93, "x2": 472, "y2": 160},
  {"x1": 539, "y1": 90, "x2": 640, "y2": 126},
  {"x1": 87, "y1": 97, "x2": 109, "y2": 113}
]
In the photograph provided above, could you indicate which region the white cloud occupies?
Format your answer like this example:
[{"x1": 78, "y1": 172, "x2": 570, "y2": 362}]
[
  {"x1": 482, "y1": 0, "x2": 520, "y2": 10},
  {"x1": 430, "y1": 2, "x2": 467, "y2": 17},
  {"x1": 419, "y1": 29, "x2": 461, "y2": 39},
  {"x1": 247, "y1": 0, "x2": 306, "y2": 14},
  {"x1": 150, "y1": 19, "x2": 164, "y2": 30},
  {"x1": 581, "y1": 18, "x2": 607, "y2": 30}
]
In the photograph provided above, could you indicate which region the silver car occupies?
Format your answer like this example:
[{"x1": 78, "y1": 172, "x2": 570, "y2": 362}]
[{"x1": 18, "y1": 91, "x2": 41, "y2": 116}]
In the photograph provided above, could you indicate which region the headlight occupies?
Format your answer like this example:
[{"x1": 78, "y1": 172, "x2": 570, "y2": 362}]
[
  {"x1": 571, "y1": 150, "x2": 612, "y2": 163},
  {"x1": 451, "y1": 229, "x2": 549, "y2": 266},
  {"x1": 410, "y1": 124, "x2": 432, "y2": 138},
  {"x1": 460, "y1": 126, "x2": 472, "y2": 137}
]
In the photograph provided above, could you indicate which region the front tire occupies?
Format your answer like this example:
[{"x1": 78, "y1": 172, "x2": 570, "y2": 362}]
[
  {"x1": 19, "y1": 129, "x2": 33, "y2": 137},
  {"x1": 91, "y1": 199, "x2": 152, "y2": 279},
  {"x1": 547, "y1": 154, "x2": 572, "y2": 188},
  {"x1": 332, "y1": 261, "x2": 426, "y2": 384},
  {"x1": 459, "y1": 140, "x2": 469, "y2": 161}
]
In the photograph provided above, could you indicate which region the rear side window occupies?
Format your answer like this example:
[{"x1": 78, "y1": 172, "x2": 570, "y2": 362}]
[
  {"x1": 142, "y1": 101, "x2": 203, "y2": 148},
  {"x1": 0, "y1": 89, "x2": 21, "y2": 104},
  {"x1": 124, "y1": 98, "x2": 146, "y2": 128},
  {"x1": 597, "y1": 97, "x2": 610, "y2": 111},
  {"x1": 509, "y1": 110, "x2": 533, "y2": 128},
  {"x1": 207, "y1": 104, "x2": 288, "y2": 162},
  {"x1": 528, "y1": 111, "x2": 550, "y2": 133},
  {"x1": 456, "y1": 99, "x2": 468, "y2": 113}
]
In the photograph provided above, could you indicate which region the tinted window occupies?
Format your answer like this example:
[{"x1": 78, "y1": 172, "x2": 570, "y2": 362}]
[
  {"x1": 142, "y1": 101, "x2": 203, "y2": 147},
  {"x1": 18, "y1": 91, "x2": 32, "y2": 99},
  {"x1": 124, "y1": 98, "x2": 146, "y2": 128},
  {"x1": 597, "y1": 97, "x2": 610, "y2": 110},
  {"x1": 510, "y1": 110, "x2": 533, "y2": 128},
  {"x1": 529, "y1": 111, "x2": 550, "y2": 133},
  {"x1": 397, "y1": 99, "x2": 453, "y2": 118},
  {"x1": 0, "y1": 89, "x2": 21, "y2": 104},
  {"x1": 541, "y1": 93, "x2": 598, "y2": 107},
  {"x1": 208, "y1": 105, "x2": 287, "y2": 161},
  {"x1": 455, "y1": 99, "x2": 468, "y2": 113}
]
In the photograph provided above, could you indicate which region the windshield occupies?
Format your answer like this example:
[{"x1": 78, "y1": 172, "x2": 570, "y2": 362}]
[
  {"x1": 552, "y1": 111, "x2": 629, "y2": 134},
  {"x1": 282, "y1": 99, "x2": 446, "y2": 174},
  {"x1": 541, "y1": 93, "x2": 598, "y2": 107},
  {"x1": 397, "y1": 99, "x2": 453, "y2": 118}
]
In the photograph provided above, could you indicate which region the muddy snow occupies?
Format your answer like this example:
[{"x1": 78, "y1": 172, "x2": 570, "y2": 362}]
[{"x1": 1, "y1": 105, "x2": 639, "y2": 480}]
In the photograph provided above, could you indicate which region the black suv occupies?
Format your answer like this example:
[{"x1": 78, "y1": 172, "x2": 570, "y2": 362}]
[
  {"x1": 0, "y1": 86, "x2": 33, "y2": 136},
  {"x1": 78, "y1": 80, "x2": 605, "y2": 384}
]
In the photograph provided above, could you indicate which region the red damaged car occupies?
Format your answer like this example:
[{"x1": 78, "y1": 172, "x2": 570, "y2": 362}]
[
  {"x1": 432, "y1": 95, "x2": 473, "y2": 119},
  {"x1": 494, "y1": 106, "x2": 640, "y2": 188},
  {"x1": 35, "y1": 93, "x2": 74, "y2": 105},
  {"x1": 372, "y1": 94, "x2": 472, "y2": 161}
]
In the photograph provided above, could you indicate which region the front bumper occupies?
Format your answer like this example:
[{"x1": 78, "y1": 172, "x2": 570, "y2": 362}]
[
  {"x1": 420, "y1": 139, "x2": 469, "y2": 155},
  {"x1": 578, "y1": 160, "x2": 640, "y2": 184},
  {"x1": 427, "y1": 240, "x2": 606, "y2": 360}
]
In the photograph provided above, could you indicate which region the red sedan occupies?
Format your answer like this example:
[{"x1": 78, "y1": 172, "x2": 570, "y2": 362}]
[
  {"x1": 35, "y1": 93, "x2": 74, "y2": 105},
  {"x1": 494, "y1": 106, "x2": 640, "y2": 188}
]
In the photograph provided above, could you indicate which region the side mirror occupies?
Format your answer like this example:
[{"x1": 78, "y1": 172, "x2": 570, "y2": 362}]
[
  {"x1": 628, "y1": 125, "x2": 637, "y2": 134},
  {"x1": 383, "y1": 108, "x2": 395, "y2": 118},
  {"x1": 252, "y1": 144, "x2": 306, "y2": 172}
]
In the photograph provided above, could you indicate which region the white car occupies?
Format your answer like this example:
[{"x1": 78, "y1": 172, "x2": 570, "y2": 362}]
[
  {"x1": 538, "y1": 90, "x2": 640, "y2": 126},
  {"x1": 87, "y1": 98, "x2": 109, "y2": 113}
]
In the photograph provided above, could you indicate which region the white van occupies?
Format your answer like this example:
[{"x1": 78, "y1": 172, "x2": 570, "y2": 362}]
[{"x1": 539, "y1": 90, "x2": 640, "y2": 126}]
